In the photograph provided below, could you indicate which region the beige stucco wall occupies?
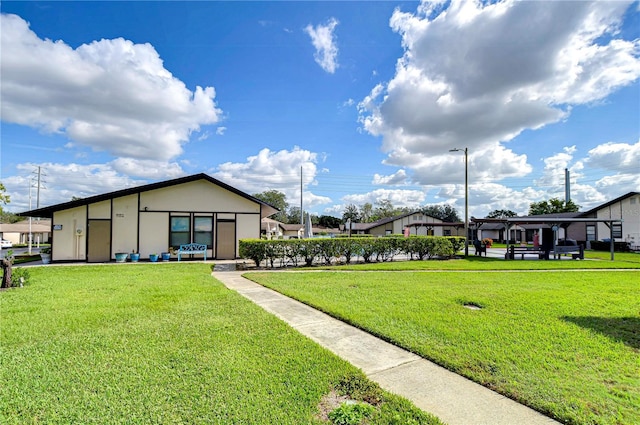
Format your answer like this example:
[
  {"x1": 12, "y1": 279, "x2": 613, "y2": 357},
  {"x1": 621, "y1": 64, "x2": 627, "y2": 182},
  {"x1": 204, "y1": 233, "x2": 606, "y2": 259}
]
[
  {"x1": 112, "y1": 194, "x2": 139, "y2": 256},
  {"x1": 52, "y1": 207, "x2": 87, "y2": 261},
  {"x1": 236, "y1": 214, "x2": 260, "y2": 253},
  {"x1": 140, "y1": 180, "x2": 259, "y2": 214},
  {"x1": 88, "y1": 200, "x2": 111, "y2": 219},
  {"x1": 596, "y1": 195, "x2": 640, "y2": 242},
  {"x1": 139, "y1": 212, "x2": 169, "y2": 257},
  {"x1": 48, "y1": 178, "x2": 267, "y2": 261}
]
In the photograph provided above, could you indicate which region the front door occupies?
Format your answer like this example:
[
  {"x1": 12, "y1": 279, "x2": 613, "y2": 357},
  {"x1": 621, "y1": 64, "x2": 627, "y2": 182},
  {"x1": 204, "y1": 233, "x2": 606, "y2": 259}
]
[
  {"x1": 87, "y1": 220, "x2": 111, "y2": 262},
  {"x1": 216, "y1": 220, "x2": 235, "y2": 259}
]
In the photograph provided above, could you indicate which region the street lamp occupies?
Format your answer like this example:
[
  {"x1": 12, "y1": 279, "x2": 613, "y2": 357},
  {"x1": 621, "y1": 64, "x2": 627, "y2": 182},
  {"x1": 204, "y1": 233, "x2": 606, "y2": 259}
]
[{"x1": 450, "y1": 148, "x2": 469, "y2": 256}]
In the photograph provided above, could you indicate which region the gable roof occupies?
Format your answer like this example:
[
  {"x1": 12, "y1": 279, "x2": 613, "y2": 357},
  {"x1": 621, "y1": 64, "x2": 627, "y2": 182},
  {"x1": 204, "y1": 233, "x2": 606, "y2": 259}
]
[
  {"x1": 579, "y1": 192, "x2": 639, "y2": 217},
  {"x1": 17, "y1": 173, "x2": 279, "y2": 218},
  {"x1": 351, "y1": 211, "x2": 461, "y2": 231}
]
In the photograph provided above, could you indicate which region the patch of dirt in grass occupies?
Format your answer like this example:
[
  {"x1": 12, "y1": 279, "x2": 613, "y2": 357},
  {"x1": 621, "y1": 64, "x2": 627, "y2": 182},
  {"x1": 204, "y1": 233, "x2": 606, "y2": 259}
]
[{"x1": 316, "y1": 389, "x2": 356, "y2": 422}]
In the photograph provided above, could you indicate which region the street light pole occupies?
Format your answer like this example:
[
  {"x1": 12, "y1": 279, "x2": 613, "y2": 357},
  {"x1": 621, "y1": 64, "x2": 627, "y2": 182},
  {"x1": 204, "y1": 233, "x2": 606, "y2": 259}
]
[{"x1": 450, "y1": 148, "x2": 469, "y2": 256}]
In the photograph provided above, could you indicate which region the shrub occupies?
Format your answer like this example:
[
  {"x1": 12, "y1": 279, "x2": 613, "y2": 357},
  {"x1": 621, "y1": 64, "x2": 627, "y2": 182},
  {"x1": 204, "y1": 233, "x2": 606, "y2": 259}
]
[
  {"x1": 328, "y1": 402, "x2": 375, "y2": 425},
  {"x1": 11, "y1": 267, "x2": 30, "y2": 287},
  {"x1": 238, "y1": 236, "x2": 459, "y2": 266},
  {"x1": 239, "y1": 239, "x2": 266, "y2": 267},
  {"x1": 447, "y1": 236, "x2": 466, "y2": 254},
  {"x1": 317, "y1": 238, "x2": 340, "y2": 265},
  {"x1": 334, "y1": 237, "x2": 359, "y2": 264},
  {"x1": 589, "y1": 240, "x2": 631, "y2": 252},
  {"x1": 428, "y1": 237, "x2": 454, "y2": 259},
  {"x1": 298, "y1": 239, "x2": 320, "y2": 266}
]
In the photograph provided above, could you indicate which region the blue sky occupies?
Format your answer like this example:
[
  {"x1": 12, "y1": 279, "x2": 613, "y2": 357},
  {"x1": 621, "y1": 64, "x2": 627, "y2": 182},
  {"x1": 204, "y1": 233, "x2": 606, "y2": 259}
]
[{"x1": 1, "y1": 1, "x2": 639, "y2": 219}]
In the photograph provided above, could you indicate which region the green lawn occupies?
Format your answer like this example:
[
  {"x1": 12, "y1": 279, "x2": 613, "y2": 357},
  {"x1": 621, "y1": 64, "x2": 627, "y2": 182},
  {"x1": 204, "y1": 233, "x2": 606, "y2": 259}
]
[
  {"x1": 311, "y1": 251, "x2": 640, "y2": 271},
  {"x1": 1, "y1": 264, "x2": 439, "y2": 424},
  {"x1": 248, "y1": 268, "x2": 640, "y2": 425}
]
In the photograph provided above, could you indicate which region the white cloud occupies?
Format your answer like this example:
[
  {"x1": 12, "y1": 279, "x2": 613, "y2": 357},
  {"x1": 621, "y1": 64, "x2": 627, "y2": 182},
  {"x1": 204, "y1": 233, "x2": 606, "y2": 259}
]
[
  {"x1": 358, "y1": 0, "x2": 640, "y2": 185},
  {"x1": 4, "y1": 162, "x2": 147, "y2": 212},
  {"x1": 304, "y1": 17, "x2": 339, "y2": 74},
  {"x1": 585, "y1": 140, "x2": 640, "y2": 172},
  {"x1": 215, "y1": 127, "x2": 227, "y2": 136},
  {"x1": 534, "y1": 146, "x2": 580, "y2": 190},
  {"x1": 109, "y1": 158, "x2": 185, "y2": 180},
  {"x1": 585, "y1": 140, "x2": 640, "y2": 200},
  {"x1": 211, "y1": 147, "x2": 331, "y2": 207},
  {"x1": 0, "y1": 14, "x2": 222, "y2": 162},
  {"x1": 372, "y1": 169, "x2": 408, "y2": 185}
]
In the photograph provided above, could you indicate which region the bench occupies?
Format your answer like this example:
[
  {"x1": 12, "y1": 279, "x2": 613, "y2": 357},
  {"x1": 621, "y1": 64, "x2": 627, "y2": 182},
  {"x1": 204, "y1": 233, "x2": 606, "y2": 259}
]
[
  {"x1": 506, "y1": 246, "x2": 546, "y2": 260},
  {"x1": 177, "y1": 243, "x2": 207, "y2": 262},
  {"x1": 552, "y1": 245, "x2": 584, "y2": 260}
]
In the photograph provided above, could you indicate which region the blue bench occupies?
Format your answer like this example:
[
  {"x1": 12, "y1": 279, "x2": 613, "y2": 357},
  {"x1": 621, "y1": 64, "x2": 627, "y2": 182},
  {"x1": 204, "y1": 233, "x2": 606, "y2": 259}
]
[{"x1": 177, "y1": 243, "x2": 207, "y2": 261}]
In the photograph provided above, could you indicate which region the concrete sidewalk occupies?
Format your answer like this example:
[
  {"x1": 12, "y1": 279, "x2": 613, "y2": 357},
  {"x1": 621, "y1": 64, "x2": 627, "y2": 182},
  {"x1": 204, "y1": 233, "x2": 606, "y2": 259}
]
[{"x1": 212, "y1": 270, "x2": 560, "y2": 425}]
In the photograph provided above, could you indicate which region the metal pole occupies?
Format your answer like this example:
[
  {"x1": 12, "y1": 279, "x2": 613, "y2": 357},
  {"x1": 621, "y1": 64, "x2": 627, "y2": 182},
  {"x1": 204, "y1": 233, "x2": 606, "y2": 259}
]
[
  {"x1": 28, "y1": 180, "x2": 33, "y2": 255},
  {"x1": 450, "y1": 147, "x2": 469, "y2": 256},
  {"x1": 36, "y1": 166, "x2": 41, "y2": 209},
  {"x1": 464, "y1": 148, "x2": 469, "y2": 257}
]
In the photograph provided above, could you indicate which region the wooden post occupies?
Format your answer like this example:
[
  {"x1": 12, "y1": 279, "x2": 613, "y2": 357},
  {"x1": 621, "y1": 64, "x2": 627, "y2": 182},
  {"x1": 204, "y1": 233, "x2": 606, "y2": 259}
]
[{"x1": 1, "y1": 258, "x2": 12, "y2": 288}]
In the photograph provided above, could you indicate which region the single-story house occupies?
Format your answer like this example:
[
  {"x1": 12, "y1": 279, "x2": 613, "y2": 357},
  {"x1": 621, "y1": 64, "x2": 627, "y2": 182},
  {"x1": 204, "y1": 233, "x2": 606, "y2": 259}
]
[
  {"x1": 349, "y1": 212, "x2": 464, "y2": 237},
  {"x1": 261, "y1": 217, "x2": 287, "y2": 239},
  {"x1": 261, "y1": 218, "x2": 341, "y2": 239},
  {"x1": 580, "y1": 191, "x2": 639, "y2": 249},
  {"x1": 471, "y1": 191, "x2": 639, "y2": 247},
  {"x1": 0, "y1": 219, "x2": 52, "y2": 245},
  {"x1": 18, "y1": 173, "x2": 278, "y2": 263}
]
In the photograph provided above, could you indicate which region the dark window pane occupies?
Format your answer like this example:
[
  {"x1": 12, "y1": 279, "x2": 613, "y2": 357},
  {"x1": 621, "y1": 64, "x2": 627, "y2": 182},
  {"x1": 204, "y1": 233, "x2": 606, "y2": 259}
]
[
  {"x1": 171, "y1": 233, "x2": 190, "y2": 247},
  {"x1": 612, "y1": 224, "x2": 622, "y2": 239}
]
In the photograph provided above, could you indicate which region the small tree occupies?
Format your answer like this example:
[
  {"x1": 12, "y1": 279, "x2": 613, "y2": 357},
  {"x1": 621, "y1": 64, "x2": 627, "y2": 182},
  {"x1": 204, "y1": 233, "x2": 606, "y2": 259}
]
[
  {"x1": 342, "y1": 204, "x2": 360, "y2": 223},
  {"x1": 529, "y1": 198, "x2": 580, "y2": 215},
  {"x1": 318, "y1": 215, "x2": 341, "y2": 228},
  {"x1": 420, "y1": 204, "x2": 461, "y2": 222},
  {"x1": 253, "y1": 190, "x2": 289, "y2": 223},
  {"x1": 486, "y1": 209, "x2": 517, "y2": 219}
]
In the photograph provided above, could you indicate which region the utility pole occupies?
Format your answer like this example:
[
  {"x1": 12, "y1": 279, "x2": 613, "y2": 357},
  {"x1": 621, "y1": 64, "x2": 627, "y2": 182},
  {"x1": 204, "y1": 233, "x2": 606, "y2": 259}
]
[
  {"x1": 32, "y1": 166, "x2": 46, "y2": 211},
  {"x1": 300, "y1": 166, "x2": 304, "y2": 227},
  {"x1": 450, "y1": 148, "x2": 469, "y2": 256},
  {"x1": 28, "y1": 179, "x2": 33, "y2": 255},
  {"x1": 565, "y1": 168, "x2": 571, "y2": 203}
]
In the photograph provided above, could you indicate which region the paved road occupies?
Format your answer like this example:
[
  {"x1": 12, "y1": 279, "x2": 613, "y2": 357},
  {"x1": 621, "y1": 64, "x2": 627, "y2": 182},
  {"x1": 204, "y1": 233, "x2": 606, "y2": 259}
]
[{"x1": 0, "y1": 246, "x2": 43, "y2": 259}]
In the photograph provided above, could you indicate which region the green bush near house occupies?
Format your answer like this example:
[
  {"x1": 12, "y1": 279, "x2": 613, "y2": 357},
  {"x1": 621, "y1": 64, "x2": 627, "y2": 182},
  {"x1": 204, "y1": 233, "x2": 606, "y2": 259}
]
[{"x1": 239, "y1": 236, "x2": 464, "y2": 268}]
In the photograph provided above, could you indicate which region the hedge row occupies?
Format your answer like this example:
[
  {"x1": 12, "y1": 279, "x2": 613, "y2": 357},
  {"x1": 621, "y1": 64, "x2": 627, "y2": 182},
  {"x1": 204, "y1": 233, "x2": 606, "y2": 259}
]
[
  {"x1": 239, "y1": 236, "x2": 466, "y2": 268},
  {"x1": 589, "y1": 240, "x2": 632, "y2": 252}
]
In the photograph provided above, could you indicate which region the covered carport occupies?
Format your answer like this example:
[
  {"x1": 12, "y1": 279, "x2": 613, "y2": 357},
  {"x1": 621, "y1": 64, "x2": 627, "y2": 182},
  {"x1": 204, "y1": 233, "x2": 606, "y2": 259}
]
[{"x1": 471, "y1": 217, "x2": 624, "y2": 260}]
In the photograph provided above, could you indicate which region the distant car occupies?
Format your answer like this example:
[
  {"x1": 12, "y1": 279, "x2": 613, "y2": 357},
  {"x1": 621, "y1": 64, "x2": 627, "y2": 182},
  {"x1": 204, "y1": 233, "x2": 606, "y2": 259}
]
[{"x1": 1, "y1": 239, "x2": 13, "y2": 248}]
